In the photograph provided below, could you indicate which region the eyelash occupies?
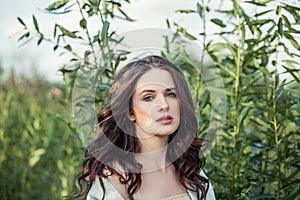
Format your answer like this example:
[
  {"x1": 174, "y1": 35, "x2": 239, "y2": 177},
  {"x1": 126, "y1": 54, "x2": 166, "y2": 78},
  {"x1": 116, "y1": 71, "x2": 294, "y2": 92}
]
[
  {"x1": 143, "y1": 92, "x2": 176, "y2": 101},
  {"x1": 143, "y1": 95, "x2": 154, "y2": 101},
  {"x1": 167, "y1": 92, "x2": 176, "y2": 97}
]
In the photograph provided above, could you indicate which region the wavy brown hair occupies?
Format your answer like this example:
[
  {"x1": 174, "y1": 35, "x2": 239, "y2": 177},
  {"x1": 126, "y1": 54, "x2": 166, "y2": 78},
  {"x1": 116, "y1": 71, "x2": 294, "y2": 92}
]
[{"x1": 74, "y1": 55, "x2": 209, "y2": 199}]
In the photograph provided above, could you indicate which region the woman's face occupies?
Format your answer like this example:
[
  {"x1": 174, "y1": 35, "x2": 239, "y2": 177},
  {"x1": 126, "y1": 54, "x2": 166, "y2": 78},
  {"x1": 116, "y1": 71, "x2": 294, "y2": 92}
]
[{"x1": 130, "y1": 68, "x2": 180, "y2": 138}]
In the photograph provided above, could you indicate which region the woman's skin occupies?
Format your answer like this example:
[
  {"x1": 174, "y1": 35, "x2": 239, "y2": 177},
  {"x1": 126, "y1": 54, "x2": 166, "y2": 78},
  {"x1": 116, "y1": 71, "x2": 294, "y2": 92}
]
[{"x1": 107, "y1": 68, "x2": 187, "y2": 200}]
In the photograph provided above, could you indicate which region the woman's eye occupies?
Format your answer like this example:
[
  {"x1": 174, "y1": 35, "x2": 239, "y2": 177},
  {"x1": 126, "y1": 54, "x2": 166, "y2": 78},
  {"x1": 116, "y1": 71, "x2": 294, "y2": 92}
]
[
  {"x1": 143, "y1": 95, "x2": 154, "y2": 101},
  {"x1": 167, "y1": 92, "x2": 176, "y2": 97}
]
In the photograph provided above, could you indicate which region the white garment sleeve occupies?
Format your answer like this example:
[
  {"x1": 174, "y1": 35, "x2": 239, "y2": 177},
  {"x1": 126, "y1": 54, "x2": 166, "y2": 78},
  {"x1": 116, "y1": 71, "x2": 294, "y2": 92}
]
[
  {"x1": 200, "y1": 170, "x2": 216, "y2": 200},
  {"x1": 86, "y1": 178, "x2": 103, "y2": 200},
  {"x1": 87, "y1": 172, "x2": 216, "y2": 200},
  {"x1": 86, "y1": 177, "x2": 125, "y2": 200}
]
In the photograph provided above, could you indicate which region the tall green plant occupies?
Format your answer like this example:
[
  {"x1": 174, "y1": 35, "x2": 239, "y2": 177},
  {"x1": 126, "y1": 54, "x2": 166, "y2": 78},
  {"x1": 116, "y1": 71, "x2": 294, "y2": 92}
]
[
  {"x1": 173, "y1": 0, "x2": 300, "y2": 199},
  {"x1": 16, "y1": 1, "x2": 135, "y2": 198},
  {"x1": 0, "y1": 72, "x2": 84, "y2": 199},
  {"x1": 17, "y1": 0, "x2": 133, "y2": 82},
  {"x1": 17, "y1": 0, "x2": 135, "y2": 150},
  {"x1": 15, "y1": 0, "x2": 300, "y2": 199}
]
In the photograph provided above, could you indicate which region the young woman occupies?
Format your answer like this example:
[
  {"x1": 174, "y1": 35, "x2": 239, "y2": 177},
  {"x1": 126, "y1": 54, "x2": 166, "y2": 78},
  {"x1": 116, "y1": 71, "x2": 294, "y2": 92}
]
[{"x1": 74, "y1": 55, "x2": 215, "y2": 200}]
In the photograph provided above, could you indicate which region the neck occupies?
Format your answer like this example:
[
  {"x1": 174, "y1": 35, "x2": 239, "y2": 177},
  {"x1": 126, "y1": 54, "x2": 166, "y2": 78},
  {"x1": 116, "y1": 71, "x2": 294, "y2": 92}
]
[{"x1": 136, "y1": 135, "x2": 171, "y2": 173}]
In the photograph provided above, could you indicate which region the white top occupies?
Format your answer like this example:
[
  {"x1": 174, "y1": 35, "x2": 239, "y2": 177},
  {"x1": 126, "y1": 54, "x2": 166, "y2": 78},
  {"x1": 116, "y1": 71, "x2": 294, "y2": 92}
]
[
  {"x1": 134, "y1": 191, "x2": 191, "y2": 200},
  {"x1": 87, "y1": 170, "x2": 216, "y2": 200}
]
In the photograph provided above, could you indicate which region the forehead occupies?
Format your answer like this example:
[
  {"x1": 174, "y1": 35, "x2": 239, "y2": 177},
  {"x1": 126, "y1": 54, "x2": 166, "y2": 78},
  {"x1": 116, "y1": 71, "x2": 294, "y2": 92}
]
[{"x1": 135, "y1": 69, "x2": 175, "y2": 91}]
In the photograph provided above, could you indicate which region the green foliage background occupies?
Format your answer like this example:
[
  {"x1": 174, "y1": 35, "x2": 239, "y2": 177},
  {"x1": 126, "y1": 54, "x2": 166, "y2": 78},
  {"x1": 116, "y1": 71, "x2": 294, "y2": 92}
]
[
  {"x1": 0, "y1": 71, "x2": 84, "y2": 199},
  {"x1": 1, "y1": 0, "x2": 299, "y2": 199}
]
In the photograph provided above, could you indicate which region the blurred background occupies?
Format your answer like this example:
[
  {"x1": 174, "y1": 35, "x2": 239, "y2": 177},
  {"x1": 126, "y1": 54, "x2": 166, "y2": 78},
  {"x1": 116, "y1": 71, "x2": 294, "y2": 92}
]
[{"x1": 0, "y1": 0, "x2": 299, "y2": 199}]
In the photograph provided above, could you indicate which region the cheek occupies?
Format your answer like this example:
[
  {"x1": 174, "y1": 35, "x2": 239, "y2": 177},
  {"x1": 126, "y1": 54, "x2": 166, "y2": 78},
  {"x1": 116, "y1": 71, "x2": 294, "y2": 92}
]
[
  {"x1": 174, "y1": 101, "x2": 180, "y2": 114},
  {"x1": 133, "y1": 105, "x2": 153, "y2": 126},
  {"x1": 175, "y1": 103, "x2": 181, "y2": 124}
]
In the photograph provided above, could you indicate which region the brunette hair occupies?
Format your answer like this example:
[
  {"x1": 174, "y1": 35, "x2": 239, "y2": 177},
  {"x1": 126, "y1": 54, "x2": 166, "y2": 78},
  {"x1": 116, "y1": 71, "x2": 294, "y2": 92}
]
[{"x1": 74, "y1": 55, "x2": 209, "y2": 199}]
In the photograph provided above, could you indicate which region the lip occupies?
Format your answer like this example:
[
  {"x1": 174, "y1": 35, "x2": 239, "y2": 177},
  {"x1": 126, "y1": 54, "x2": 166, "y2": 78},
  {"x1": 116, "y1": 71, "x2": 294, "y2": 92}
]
[{"x1": 156, "y1": 115, "x2": 173, "y2": 125}]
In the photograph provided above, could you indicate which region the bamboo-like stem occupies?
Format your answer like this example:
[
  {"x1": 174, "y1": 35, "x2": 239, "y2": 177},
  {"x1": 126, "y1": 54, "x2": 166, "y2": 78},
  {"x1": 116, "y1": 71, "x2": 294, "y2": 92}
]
[
  {"x1": 76, "y1": 0, "x2": 98, "y2": 67},
  {"x1": 273, "y1": 6, "x2": 283, "y2": 199},
  {"x1": 231, "y1": 0, "x2": 243, "y2": 198},
  {"x1": 273, "y1": 26, "x2": 280, "y2": 200},
  {"x1": 195, "y1": 0, "x2": 207, "y2": 109}
]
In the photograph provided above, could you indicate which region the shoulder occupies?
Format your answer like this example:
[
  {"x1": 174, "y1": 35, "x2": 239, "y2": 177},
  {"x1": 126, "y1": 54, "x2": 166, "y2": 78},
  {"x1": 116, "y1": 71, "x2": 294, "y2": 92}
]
[
  {"x1": 187, "y1": 170, "x2": 216, "y2": 200},
  {"x1": 87, "y1": 176, "x2": 126, "y2": 200},
  {"x1": 87, "y1": 177, "x2": 104, "y2": 200},
  {"x1": 200, "y1": 170, "x2": 216, "y2": 200}
]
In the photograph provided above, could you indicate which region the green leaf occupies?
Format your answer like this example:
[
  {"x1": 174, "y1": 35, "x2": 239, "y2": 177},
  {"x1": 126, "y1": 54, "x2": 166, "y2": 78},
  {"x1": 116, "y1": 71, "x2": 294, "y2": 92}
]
[
  {"x1": 69, "y1": 58, "x2": 78, "y2": 62},
  {"x1": 174, "y1": 22, "x2": 197, "y2": 40},
  {"x1": 53, "y1": 45, "x2": 59, "y2": 51},
  {"x1": 286, "y1": 156, "x2": 300, "y2": 167},
  {"x1": 242, "y1": 11, "x2": 254, "y2": 34},
  {"x1": 208, "y1": 43, "x2": 237, "y2": 58},
  {"x1": 211, "y1": 18, "x2": 226, "y2": 28},
  {"x1": 282, "y1": 65, "x2": 300, "y2": 82},
  {"x1": 164, "y1": 36, "x2": 170, "y2": 53},
  {"x1": 198, "y1": 90, "x2": 210, "y2": 111},
  {"x1": 283, "y1": 3, "x2": 300, "y2": 12},
  {"x1": 218, "y1": 63, "x2": 236, "y2": 78},
  {"x1": 18, "y1": 32, "x2": 30, "y2": 41},
  {"x1": 278, "y1": 17, "x2": 283, "y2": 37},
  {"x1": 282, "y1": 4, "x2": 300, "y2": 24},
  {"x1": 284, "y1": 32, "x2": 300, "y2": 50},
  {"x1": 276, "y1": 5, "x2": 282, "y2": 15},
  {"x1": 237, "y1": 106, "x2": 251, "y2": 128},
  {"x1": 282, "y1": 59, "x2": 299, "y2": 68},
  {"x1": 166, "y1": 19, "x2": 170, "y2": 29},
  {"x1": 253, "y1": 19, "x2": 273, "y2": 26},
  {"x1": 196, "y1": 2, "x2": 203, "y2": 18},
  {"x1": 251, "y1": 59, "x2": 272, "y2": 77},
  {"x1": 84, "y1": 50, "x2": 91, "y2": 58},
  {"x1": 258, "y1": 66, "x2": 272, "y2": 77},
  {"x1": 101, "y1": 21, "x2": 110, "y2": 42},
  {"x1": 59, "y1": 66, "x2": 79, "y2": 73},
  {"x1": 254, "y1": 9, "x2": 273, "y2": 17},
  {"x1": 245, "y1": 1, "x2": 267, "y2": 6},
  {"x1": 32, "y1": 15, "x2": 39, "y2": 32},
  {"x1": 64, "y1": 44, "x2": 72, "y2": 51},
  {"x1": 258, "y1": 0, "x2": 273, "y2": 4},
  {"x1": 54, "y1": 24, "x2": 57, "y2": 37},
  {"x1": 37, "y1": 35, "x2": 43, "y2": 45},
  {"x1": 232, "y1": 0, "x2": 240, "y2": 16},
  {"x1": 281, "y1": 14, "x2": 292, "y2": 30},
  {"x1": 79, "y1": 19, "x2": 87, "y2": 29},
  {"x1": 176, "y1": 9, "x2": 195, "y2": 14},
  {"x1": 46, "y1": 0, "x2": 69, "y2": 11},
  {"x1": 29, "y1": 148, "x2": 46, "y2": 167},
  {"x1": 105, "y1": 0, "x2": 121, "y2": 7},
  {"x1": 117, "y1": 7, "x2": 135, "y2": 22},
  {"x1": 216, "y1": 9, "x2": 235, "y2": 15},
  {"x1": 17, "y1": 17, "x2": 26, "y2": 27},
  {"x1": 56, "y1": 24, "x2": 77, "y2": 38},
  {"x1": 249, "y1": 116, "x2": 273, "y2": 131}
]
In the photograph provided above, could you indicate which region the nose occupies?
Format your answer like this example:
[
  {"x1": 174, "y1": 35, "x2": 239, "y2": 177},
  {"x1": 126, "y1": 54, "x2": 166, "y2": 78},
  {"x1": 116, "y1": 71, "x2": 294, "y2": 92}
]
[{"x1": 158, "y1": 96, "x2": 169, "y2": 111}]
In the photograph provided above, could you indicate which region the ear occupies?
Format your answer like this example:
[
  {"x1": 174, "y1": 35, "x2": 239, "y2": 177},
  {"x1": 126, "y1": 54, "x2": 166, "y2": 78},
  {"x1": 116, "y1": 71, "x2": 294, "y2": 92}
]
[{"x1": 129, "y1": 114, "x2": 136, "y2": 122}]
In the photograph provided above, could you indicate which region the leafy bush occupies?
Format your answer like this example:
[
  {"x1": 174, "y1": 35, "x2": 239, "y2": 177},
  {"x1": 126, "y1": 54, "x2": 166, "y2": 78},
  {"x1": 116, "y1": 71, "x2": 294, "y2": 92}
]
[
  {"x1": 0, "y1": 71, "x2": 84, "y2": 200},
  {"x1": 11, "y1": 0, "x2": 300, "y2": 199},
  {"x1": 161, "y1": 0, "x2": 300, "y2": 198}
]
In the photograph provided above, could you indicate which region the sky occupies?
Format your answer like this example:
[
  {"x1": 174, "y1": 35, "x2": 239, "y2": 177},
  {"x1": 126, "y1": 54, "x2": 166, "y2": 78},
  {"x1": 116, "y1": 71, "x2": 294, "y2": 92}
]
[
  {"x1": 0, "y1": 0, "x2": 299, "y2": 82},
  {"x1": 0, "y1": 0, "x2": 205, "y2": 81}
]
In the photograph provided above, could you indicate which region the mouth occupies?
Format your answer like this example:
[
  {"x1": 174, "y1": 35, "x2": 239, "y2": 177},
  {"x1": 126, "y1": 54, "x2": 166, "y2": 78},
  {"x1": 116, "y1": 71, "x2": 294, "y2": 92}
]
[{"x1": 156, "y1": 115, "x2": 173, "y2": 125}]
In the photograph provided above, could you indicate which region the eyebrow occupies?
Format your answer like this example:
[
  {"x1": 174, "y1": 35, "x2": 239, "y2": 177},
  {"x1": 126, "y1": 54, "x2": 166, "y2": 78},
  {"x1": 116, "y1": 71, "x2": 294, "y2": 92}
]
[{"x1": 139, "y1": 87, "x2": 176, "y2": 95}]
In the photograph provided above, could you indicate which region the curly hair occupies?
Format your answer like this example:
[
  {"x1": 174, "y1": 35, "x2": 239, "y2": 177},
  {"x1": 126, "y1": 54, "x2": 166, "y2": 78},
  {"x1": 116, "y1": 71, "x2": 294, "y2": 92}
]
[{"x1": 74, "y1": 55, "x2": 209, "y2": 199}]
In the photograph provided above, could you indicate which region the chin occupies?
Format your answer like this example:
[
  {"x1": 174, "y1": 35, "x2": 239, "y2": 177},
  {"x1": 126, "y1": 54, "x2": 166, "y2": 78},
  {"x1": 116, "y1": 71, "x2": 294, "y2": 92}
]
[{"x1": 154, "y1": 127, "x2": 178, "y2": 136}]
